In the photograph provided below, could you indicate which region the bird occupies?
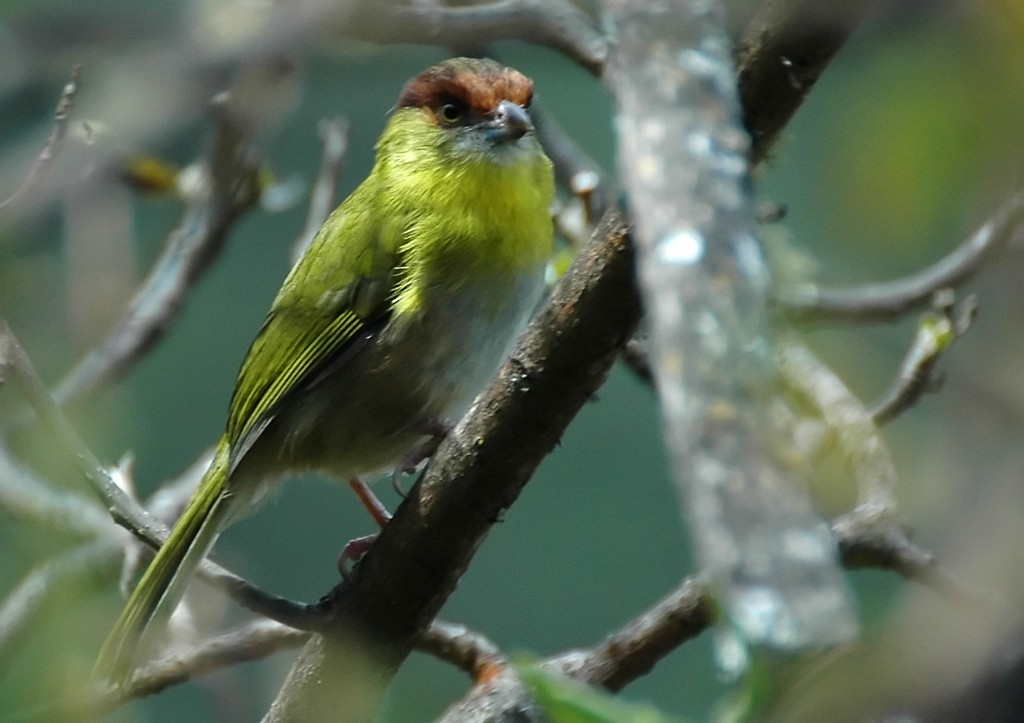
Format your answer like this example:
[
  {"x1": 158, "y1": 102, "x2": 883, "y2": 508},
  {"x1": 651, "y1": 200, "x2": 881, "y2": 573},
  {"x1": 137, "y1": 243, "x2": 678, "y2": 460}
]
[{"x1": 93, "y1": 56, "x2": 554, "y2": 682}]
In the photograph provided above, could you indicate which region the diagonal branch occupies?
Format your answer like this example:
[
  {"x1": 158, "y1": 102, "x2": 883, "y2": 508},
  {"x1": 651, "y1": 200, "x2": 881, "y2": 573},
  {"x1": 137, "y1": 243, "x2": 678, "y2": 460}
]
[
  {"x1": 0, "y1": 65, "x2": 82, "y2": 210},
  {"x1": 737, "y1": 0, "x2": 882, "y2": 163},
  {"x1": 265, "y1": 205, "x2": 642, "y2": 721},
  {"x1": 50, "y1": 98, "x2": 264, "y2": 409}
]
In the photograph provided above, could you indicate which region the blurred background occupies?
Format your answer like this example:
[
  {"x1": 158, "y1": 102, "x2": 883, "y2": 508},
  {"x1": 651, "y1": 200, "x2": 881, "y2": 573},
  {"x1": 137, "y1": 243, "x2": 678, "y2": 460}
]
[{"x1": 1, "y1": 0, "x2": 1023, "y2": 720}]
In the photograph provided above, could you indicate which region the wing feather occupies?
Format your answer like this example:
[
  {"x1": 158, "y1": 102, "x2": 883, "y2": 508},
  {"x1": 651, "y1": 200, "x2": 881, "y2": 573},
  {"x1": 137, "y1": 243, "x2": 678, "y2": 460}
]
[{"x1": 224, "y1": 178, "x2": 401, "y2": 464}]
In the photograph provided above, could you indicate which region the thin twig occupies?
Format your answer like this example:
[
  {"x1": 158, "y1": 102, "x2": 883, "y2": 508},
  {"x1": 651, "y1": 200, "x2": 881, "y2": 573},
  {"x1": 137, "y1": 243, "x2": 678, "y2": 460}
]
[
  {"x1": 0, "y1": 65, "x2": 82, "y2": 209},
  {"x1": 123, "y1": 620, "x2": 308, "y2": 700},
  {"x1": 50, "y1": 88, "x2": 264, "y2": 409},
  {"x1": 552, "y1": 576, "x2": 713, "y2": 692},
  {"x1": 776, "y1": 191, "x2": 1024, "y2": 322},
  {"x1": 834, "y1": 506, "x2": 999, "y2": 612},
  {"x1": 290, "y1": 118, "x2": 349, "y2": 264},
  {"x1": 870, "y1": 292, "x2": 977, "y2": 424},
  {"x1": 0, "y1": 320, "x2": 158, "y2": 533},
  {"x1": 530, "y1": 101, "x2": 612, "y2": 223},
  {"x1": 419, "y1": 621, "x2": 507, "y2": 682},
  {"x1": 0, "y1": 540, "x2": 122, "y2": 672},
  {"x1": 0, "y1": 320, "x2": 319, "y2": 632},
  {"x1": 10, "y1": 621, "x2": 308, "y2": 721},
  {"x1": 0, "y1": 446, "x2": 112, "y2": 536},
  {"x1": 437, "y1": 509, "x2": 994, "y2": 721},
  {"x1": 620, "y1": 338, "x2": 653, "y2": 385}
]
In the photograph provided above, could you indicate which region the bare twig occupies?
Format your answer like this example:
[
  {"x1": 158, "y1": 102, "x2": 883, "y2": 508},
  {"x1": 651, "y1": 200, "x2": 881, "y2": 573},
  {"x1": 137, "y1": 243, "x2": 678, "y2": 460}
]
[
  {"x1": 0, "y1": 540, "x2": 122, "y2": 672},
  {"x1": 345, "y1": 0, "x2": 608, "y2": 76},
  {"x1": 50, "y1": 89, "x2": 264, "y2": 409},
  {"x1": 0, "y1": 447, "x2": 112, "y2": 536},
  {"x1": 13, "y1": 619, "x2": 507, "y2": 719},
  {"x1": 0, "y1": 320, "x2": 157, "y2": 532},
  {"x1": 10, "y1": 621, "x2": 307, "y2": 721},
  {"x1": 834, "y1": 506, "x2": 998, "y2": 612},
  {"x1": 290, "y1": 118, "x2": 349, "y2": 264},
  {"x1": 0, "y1": 65, "x2": 81, "y2": 209},
  {"x1": 553, "y1": 576, "x2": 713, "y2": 692},
  {"x1": 0, "y1": 320, "x2": 319, "y2": 633},
  {"x1": 419, "y1": 621, "x2": 507, "y2": 682},
  {"x1": 122, "y1": 620, "x2": 308, "y2": 701},
  {"x1": 870, "y1": 292, "x2": 977, "y2": 424},
  {"x1": 531, "y1": 101, "x2": 612, "y2": 223},
  {"x1": 776, "y1": 191, "x2": 1024, "y2": 322}
]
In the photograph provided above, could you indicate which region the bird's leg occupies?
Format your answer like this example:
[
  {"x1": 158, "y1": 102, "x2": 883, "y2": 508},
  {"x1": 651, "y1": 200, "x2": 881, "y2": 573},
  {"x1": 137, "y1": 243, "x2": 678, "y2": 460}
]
[
  {"x1": 339, "y1": 477, "x2": 392, "y2": 578},
  {"x1": 391, "y1": 417, "x2": 452, "y2": 497},
  {"x1": 341, "y1": 418, "x2": 451, "y2": 576},
  {"x1": 348, "y1": 477, "x2": 392, "y2": 528}
]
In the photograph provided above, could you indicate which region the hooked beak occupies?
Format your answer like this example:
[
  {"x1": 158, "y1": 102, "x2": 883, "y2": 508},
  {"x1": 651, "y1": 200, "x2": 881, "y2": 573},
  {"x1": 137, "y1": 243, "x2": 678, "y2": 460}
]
[{"x1": 485, "y1": 100, "x2": 533, "y2": 144}]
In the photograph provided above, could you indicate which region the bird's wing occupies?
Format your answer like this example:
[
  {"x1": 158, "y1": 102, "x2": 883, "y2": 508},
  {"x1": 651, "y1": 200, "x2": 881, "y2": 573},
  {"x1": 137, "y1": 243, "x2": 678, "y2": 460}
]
[{"x1": 225, "y1": 187, "x2": 402, "y2": 468}]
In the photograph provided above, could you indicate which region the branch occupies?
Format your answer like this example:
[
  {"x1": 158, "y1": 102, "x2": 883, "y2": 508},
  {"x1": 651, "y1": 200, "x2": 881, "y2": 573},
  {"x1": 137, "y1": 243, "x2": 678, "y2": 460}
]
[
  {"x1": 834, "y1": 506, "x2": 999, "y2": 612},
  {"x1": 11, "y1": 621, "x2": 308, "y2": 721},
  {"x1": 777, "y1": 338, "x2": 898, "y2": 511},
  {"x1": 775, "y1": 190, "x2": 1024, "y2": 322},
  {"x1": 0, "y1": 446, "x2": 112, "y2": 537},
  {"x1": 90, "y1": 620, "x2": 499, "y2": 714},
  {"x1": 870, "y1": 292, "x2": 977, "y2": 424},
  {"x1": 0, "y1": 65, "x2": 81, "y2": 209},
  {"x1": 438, "y1": 511, "x2": 995, "y2": 722},
  {"x1": 419, "y1": 621, "x2": 507, "y2": 682},
  {"x1": 290, "y1": 118, "x2": 348, "y2": 264},
  {"x1": 552, "y1": 577, "x2": 713, "y2": 692},
  {"x1": 265, "y1": 206, "x2": 642, "y2": 720},
  {"x1": 49, "y1": 94, "x2": 263, "y2": 409},
  {"x1": 736, "y1": 0, "x2": 882, "y2": 163},
  {"x1": 0, "y1": 540, "x2": 121, "y2": 672},
  {"x1": 344, "y1": 0, "x2": 608, "y2": 76},
  {"x1": 0, "y1": 320, "x2": 320, "y2": 633}
]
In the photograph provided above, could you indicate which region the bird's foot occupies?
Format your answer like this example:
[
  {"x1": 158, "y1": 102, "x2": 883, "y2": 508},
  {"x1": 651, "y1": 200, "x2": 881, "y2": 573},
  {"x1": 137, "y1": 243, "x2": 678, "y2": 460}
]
[
  {"x1": 391, "y1": 418, "x2": 453, "y2": 497},
  {"x1": 338, "y1": 533, "x2": 379, "y2": 580}
]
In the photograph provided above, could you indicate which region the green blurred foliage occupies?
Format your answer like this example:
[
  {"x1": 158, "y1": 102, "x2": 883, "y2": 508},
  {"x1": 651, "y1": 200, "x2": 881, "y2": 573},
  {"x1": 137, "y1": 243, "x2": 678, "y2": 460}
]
[
  {"x1": 523, "y1": 664, "x2": 687, "y2": 723},
  {"x1": 1, "y1": 1, "x2": 1023, "y2": 721}
]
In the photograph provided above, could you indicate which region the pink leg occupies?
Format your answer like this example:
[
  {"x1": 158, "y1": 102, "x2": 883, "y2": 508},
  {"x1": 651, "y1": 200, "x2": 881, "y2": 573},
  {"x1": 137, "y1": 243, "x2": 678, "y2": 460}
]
[{"x1": 348, "y1": 477, "x2": 392, "y2": 528}]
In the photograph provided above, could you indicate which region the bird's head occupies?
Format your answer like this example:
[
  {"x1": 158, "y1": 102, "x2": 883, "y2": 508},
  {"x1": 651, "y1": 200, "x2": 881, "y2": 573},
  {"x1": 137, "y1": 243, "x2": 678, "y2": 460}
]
[{"x1": 392, "y1": 57, "x2": 540, "y2": 165}]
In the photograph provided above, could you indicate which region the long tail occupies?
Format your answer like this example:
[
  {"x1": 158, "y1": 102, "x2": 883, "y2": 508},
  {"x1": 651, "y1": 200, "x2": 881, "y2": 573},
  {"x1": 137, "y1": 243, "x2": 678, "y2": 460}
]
[{"x1": 93, "y1": 438, "x2": 232, "y2": 684}]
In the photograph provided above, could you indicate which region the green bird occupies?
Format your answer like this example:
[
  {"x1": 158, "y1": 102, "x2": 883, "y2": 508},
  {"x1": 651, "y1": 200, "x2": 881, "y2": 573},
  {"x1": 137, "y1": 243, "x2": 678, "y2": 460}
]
[{"x1": 94, "y1": 57, "x2": 554, "y2": 682}]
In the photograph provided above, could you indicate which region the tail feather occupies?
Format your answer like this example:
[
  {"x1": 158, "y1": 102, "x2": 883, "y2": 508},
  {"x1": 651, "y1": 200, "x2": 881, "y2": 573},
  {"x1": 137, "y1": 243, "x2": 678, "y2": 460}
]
[{"x1": 94, "y1": 439, "x2": 231, "y2": 684}]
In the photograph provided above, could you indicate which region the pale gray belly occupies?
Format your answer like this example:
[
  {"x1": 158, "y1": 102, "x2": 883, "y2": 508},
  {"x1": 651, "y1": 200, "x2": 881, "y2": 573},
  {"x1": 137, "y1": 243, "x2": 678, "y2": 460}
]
[{"x1": 235, "y1": 267, "x2": 544, "y2": 491}]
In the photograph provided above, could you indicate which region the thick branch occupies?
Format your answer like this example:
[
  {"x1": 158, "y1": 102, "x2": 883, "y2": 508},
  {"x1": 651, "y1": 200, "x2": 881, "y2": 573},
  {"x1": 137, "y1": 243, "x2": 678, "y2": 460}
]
[
  {"x1": 266, "y1": 207, "x2": 641, "y2": 720},
  {"x1": 345, "y1": 0, "x2": 607, "y2": 76},
  {"x1": 737, "y1": 0, "x2": 881, "y2": 162}
]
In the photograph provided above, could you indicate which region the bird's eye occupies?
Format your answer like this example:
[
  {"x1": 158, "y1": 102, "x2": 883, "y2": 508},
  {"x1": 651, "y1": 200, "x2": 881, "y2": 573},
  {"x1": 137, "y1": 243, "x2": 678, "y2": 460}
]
[{"x1": 438, "y1": 102, "x2": 462, "y2": 124}]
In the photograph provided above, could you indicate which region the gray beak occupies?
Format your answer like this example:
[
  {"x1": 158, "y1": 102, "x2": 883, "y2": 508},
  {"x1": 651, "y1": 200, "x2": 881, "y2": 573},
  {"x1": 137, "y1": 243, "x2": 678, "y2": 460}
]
[{"x1": 486, "y1": 100, "x2": 533, "y2": 144}]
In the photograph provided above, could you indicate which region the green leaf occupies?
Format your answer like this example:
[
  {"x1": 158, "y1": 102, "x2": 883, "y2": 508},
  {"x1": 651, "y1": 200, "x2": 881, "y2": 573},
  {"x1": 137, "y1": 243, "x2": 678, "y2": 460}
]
[{"x1": 521, "y1": 665, "x2": 689, "y2": 723}]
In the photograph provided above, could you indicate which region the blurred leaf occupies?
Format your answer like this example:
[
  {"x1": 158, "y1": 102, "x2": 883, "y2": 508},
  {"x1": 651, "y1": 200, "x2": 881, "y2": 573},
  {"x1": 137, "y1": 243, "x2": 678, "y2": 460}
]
[{"x1": 521, "y1": 665, "x2": 689, "y2": 723}]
